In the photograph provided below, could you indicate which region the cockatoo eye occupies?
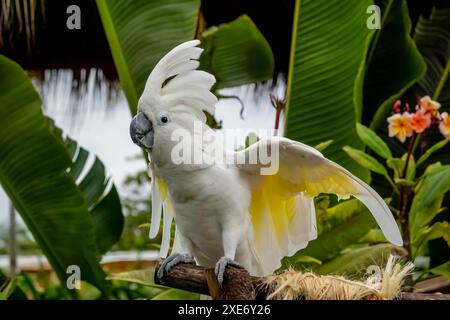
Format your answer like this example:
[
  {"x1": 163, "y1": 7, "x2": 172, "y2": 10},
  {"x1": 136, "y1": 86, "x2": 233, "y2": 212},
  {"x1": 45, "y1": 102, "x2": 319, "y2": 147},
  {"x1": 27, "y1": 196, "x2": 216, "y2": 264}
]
[{"x1": 160, "y1": 114, "x2": 169, "y2": 124}]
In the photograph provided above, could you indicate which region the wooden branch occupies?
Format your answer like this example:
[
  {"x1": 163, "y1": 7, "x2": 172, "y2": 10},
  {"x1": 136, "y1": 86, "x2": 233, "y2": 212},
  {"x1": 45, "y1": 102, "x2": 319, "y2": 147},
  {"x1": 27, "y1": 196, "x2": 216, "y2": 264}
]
[{"x1": 154, "y1": 261, "x2": 450, "y2": 300}]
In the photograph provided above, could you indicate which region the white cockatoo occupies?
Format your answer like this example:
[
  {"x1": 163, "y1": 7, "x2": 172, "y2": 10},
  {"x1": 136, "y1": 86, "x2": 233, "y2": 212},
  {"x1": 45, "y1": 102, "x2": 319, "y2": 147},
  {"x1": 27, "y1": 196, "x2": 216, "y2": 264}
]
[{"x1": 129, "y1": 40, "x2": 402, "y2": 285}]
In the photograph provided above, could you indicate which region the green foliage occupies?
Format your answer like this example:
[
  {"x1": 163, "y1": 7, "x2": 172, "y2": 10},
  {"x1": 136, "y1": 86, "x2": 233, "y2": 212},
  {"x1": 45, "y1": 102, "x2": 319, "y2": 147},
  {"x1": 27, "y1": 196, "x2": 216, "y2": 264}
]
[
  {"x1": 314, "y1": 244, "x2": 393, "y2": 276},
  {"x1": 108, "y1": 268, "x2": 199, "y2": 300},
  {"x1": 366, "y1": 0, "x2": 426, "y2": 129},
  {"x1": 200, "y1": 15, "x2": 274, "y2": 89},
  {"x1": 413, "y1": 8, "x2": 450, "y2": 167},
  {"x1": 97, "y1": 1, "x2": 274, "y2": 117},
  {"x1": 0, "y1": 55, "x2": 111, "y2": 295},
  {"x1": 409, "y1": 165, "x2": 450, "y2": 257},
  {"x1": 343, "y1": 146, "x2": 388, "y2": 176},
  {"x1": 96, "y1": 0, "x2": 201, "y2": 115},
  {"x1": 346, "y1": 113, "x2": 450, "y2": 279},
  {"x1": 356, "y1": 123, "x2": 392, "y2": 159},
  {"x1": 65, "y1": 138, "x2": 124, "y2": 255},
  {"x1": 281, "y1": 198, "x2": 393, "y2": 276},
  {"x1": 284, "y1": 0, "x2": 373, "y2": 181},
  {"x1": 430, "y1": 261, "x2": 450, "y2": 278},
  {"x1": 115, "y1": 163, "x2": 163, "y2": 251},
  {"x1": 314, "y1": 140, "x2": 334, "y2": 153},
  {"x1": 0, "y1": 270, "x2": 27, "y2": 300},
  {"x1": 416, "y1": 140, "x2": 449, "y2": 166}
]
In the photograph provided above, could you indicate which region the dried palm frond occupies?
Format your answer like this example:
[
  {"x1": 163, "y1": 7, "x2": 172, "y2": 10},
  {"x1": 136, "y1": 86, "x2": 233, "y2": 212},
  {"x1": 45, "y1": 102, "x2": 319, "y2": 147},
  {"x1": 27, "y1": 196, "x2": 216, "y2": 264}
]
[
  {"x1": 0, "y1": 0, "x2": 45, "y2": 54},
  {"x1": 264, "y1": 255, "x2": 414, "y2": 300}
]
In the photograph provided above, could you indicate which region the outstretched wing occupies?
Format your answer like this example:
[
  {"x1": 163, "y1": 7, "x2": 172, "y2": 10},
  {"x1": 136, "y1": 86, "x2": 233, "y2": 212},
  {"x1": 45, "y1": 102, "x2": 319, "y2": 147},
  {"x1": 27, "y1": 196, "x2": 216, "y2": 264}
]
[
  {"x1": 140, "y1": 40, "x2": 217, "y2": 122},
  {"x1": 237, "y1": 136, "x2": 402, "y2": 274}
]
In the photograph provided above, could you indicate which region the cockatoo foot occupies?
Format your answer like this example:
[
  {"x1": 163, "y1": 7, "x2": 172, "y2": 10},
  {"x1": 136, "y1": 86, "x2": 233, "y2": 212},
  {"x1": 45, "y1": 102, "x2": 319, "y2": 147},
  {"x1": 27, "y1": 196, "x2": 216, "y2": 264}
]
[
  {"x1": 156, "y1": 253, "x2": 196, "y2": 281},
  {"x1": 214, "y1": 257, "x2": 241, "y2": 288}
]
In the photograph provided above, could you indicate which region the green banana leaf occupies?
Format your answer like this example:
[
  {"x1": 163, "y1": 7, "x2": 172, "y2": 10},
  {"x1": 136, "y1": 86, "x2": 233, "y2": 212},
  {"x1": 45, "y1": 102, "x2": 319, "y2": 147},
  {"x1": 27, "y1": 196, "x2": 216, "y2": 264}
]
[
  {"x1": 65, "y1": 138, "x2": 124, "y2": 255},
  {"x1": 108, "y1": 268, "x2": 199, "y2": 300},
  {"x1": 430, "y1": 261, "x2": 450, "y2": 279},
  {"x1": 414, "y1": 8, "x2": 450, "y2": 165},
  {"x1": 314, "y1": 243, "x2": 394, "y2": 276},
  {"x1": 413, "y1": 7, "x2": 450, "y2": 269},
  {"x1": 200, "y1": 15, "x2": 274, "y2": 89},
  {"x1": 152, "y1": 288, "x2": 199, "y2": 300},
  {"x1": 409, "y1": 165, "x2": 450, "y2": 257},
  {"x1": 367, "y1": 0, "x2": 426, "y2": 129},
  {"x1": 96, "y1": 0, "x2": 201, "y2": 115},
  {"x1": 0, "y1": 56, "x2": 109, "y2": 295},
  {"x1": 107, "y1": 268, "x2": 164, "y2": 289},
  {"x1": 97, "y1": 1, "x2": 274, "y2": 117},
  {"x1": 0, "y1": 270, "x2": 27, "y2": 300},
  {"x1": 284, "y1": 0, "x2": 373, "y2": 180}
]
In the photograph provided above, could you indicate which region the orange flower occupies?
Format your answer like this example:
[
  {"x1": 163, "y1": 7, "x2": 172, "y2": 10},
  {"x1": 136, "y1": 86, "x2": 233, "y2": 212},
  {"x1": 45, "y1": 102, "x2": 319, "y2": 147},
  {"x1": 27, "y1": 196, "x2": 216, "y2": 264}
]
[
  {"x1": 419, "y1": 96, "x2": 441, "y2": 117},
  {"x1": 439, "y1": 112, "x2": 450, "y2": 139},
  {"x1": 410, "y1": 110, "x2": 431, "y2": 133},
  {"x1": 388, "y1": 112, "x2": 413, "y2": 142}
]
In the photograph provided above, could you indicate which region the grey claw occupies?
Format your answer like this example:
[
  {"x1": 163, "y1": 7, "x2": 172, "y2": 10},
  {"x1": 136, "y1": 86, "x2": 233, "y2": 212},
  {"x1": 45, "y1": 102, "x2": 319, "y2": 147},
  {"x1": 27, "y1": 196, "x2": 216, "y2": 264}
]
[
  {"x1": 156, "y1": 253, "x2": 196, "y2": 281},
  {"x1": 214, "y1": 257, "x2": 241, "y2": 288}
]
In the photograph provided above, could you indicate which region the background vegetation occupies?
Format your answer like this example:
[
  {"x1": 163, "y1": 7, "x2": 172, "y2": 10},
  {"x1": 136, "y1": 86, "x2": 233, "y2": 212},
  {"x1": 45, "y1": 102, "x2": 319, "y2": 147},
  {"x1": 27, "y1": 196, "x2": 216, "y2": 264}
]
[{"x1": 0, "y1": 0, "x2": 449, "y2": 299}]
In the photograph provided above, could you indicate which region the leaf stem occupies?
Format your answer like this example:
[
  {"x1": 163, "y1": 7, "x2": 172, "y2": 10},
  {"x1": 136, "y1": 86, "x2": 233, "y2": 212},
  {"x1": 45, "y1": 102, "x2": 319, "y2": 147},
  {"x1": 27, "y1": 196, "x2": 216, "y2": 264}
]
[
  {"x1": 402, "y1": 133, "x2": 417, "y2": 179},
  {"x1": 433, "y1": 61, "x2": 450, "y2": 100},
  {"x1": 385, "y1": 174, "x2": 400, "y2": 195}
]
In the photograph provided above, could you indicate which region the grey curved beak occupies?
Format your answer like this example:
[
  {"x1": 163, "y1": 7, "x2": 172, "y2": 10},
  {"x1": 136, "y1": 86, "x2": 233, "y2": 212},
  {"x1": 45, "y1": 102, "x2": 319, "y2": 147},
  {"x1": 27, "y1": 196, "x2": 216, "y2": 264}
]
[{"x1": 130, "y1": 112, "x2": 154, "y2": 150}]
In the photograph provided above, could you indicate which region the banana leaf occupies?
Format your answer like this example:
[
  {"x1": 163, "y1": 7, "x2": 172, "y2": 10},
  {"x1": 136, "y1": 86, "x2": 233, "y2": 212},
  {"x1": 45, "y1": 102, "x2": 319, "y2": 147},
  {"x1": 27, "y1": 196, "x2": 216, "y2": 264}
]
[
  {"x1": 96, "y1": 0, "x2": 201, "y2": 115},
  {"x1": 367, "y1": 0, "x2": 426, "y2": 129},
  {"x1": 0, "y1": 55, "x2": 109, "y2": 295},
  {"x1": 200, "y1": 15, "x2": 274, "y2": 89},
  {"x1": 284, "y1": 0, "x2": 374, "y2": 180}
]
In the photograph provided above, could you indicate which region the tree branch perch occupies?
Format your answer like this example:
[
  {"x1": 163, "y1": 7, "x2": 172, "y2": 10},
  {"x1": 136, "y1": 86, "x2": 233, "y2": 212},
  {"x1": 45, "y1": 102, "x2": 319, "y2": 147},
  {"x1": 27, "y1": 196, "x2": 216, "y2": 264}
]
[{"x1": 154, "y1": 261, "x2": 450, "y2": 300}]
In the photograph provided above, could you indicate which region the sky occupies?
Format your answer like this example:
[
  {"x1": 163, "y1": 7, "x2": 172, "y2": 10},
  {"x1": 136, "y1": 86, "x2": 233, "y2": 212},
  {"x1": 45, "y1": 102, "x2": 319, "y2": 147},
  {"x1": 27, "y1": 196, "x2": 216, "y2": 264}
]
[{"x1": 0, "y1": 69, "x2": 285, "y2": 227}]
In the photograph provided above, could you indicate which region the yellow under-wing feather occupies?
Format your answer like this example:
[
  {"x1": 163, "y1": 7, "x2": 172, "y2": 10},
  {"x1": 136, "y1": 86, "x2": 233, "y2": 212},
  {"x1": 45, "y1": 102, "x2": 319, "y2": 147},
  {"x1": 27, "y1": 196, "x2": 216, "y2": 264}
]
[{"x1": 239, "y1": 137, "x2": 402, "y2": 275}]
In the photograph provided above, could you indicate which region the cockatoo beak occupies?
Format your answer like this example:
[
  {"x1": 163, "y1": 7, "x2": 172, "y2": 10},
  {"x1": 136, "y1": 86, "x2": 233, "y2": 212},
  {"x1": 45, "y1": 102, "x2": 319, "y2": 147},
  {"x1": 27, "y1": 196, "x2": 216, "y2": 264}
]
[{"x1": 130, "y1": 112, "x2": 154, "y2": 150}]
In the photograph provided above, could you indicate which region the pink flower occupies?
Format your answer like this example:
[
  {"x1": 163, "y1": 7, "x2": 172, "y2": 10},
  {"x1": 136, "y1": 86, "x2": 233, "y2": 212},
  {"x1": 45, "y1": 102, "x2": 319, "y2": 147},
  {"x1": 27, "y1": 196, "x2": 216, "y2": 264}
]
[
  {"x1": 388, "y1": 112, "x2": 413, "y2": 143},
  {"x1": 410, "y1": 110, "x2": 431, "y2": 133},
  {"x1": 439, "y1": 112, "x2": 450, "y2": 139},
  {"x1": 393, "y1": 100, "x2": 402, "y2": 112},
  {"x1": 419, "y1": 96, "x2": 441, "y2": 117}
]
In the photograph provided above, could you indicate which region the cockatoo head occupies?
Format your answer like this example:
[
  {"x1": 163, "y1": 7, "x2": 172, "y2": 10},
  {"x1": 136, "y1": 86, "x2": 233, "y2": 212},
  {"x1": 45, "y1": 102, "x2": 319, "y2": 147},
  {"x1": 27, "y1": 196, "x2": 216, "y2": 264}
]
[{"x1": 129, "y1": 40, "x2": 217, "y2": 163}]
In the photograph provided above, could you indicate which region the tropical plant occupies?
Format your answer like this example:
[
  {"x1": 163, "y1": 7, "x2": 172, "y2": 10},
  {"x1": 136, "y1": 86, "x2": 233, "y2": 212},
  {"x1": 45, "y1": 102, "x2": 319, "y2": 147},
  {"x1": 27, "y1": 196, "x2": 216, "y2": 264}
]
[
  {"x1": 343, "y1": 96, "x2": 449, "y2": 278},
  {"x1": 2, "y1": 0, "x2": 449, "y2": 301},
  {"x1": 96, "y1": 0, "x2": 274, "y2": 117},
  {"x1": 0, "y1": 55, "x2": 124, "y2": 297},
  {"x1": 95, "y1": 0, "x2": 450, "y2": 288},
  {"x1": 282, "y1": 1, "x2": 450, "y2": 282}
]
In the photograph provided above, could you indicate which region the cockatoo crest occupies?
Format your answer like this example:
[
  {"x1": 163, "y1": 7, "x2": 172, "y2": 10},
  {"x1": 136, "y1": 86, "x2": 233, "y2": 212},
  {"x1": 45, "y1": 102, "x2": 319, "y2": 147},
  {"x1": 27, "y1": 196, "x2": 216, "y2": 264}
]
[{"x1": 140, "y1": 40, "x2": 217, "y2": 122}]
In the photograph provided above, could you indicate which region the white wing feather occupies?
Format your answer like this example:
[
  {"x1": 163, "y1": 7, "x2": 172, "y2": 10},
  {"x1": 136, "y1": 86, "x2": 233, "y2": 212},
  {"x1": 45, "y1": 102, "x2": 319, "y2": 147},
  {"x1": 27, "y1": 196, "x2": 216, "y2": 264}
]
[
  {"x1": 149, "y1": 166, "x2": 162, "y2": 239},
  {"x1": 148, "y1": 160, "x2": 174, "y2": 258},
  {"x1": 237, "y1": 137, "x2": 402, "y2": 274}
]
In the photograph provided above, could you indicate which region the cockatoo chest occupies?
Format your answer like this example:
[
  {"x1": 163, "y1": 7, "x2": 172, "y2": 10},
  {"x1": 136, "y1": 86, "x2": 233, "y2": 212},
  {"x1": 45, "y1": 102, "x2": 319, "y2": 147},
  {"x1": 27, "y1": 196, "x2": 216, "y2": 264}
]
[{"x1": 157, "y1": 164, "x2": 252, "y2": 261}]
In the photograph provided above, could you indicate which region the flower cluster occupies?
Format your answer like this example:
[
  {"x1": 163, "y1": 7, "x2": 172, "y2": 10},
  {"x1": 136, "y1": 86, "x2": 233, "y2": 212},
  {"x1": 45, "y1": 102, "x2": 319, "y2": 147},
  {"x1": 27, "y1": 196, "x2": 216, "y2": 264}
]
[{"x1": 387, "y1": 96, "x2": 449, "y2": 142}]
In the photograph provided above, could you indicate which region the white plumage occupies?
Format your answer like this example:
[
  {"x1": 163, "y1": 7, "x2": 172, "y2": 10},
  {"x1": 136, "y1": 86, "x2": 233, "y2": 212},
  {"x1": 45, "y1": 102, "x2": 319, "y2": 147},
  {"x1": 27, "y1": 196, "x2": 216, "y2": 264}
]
[{"x1": 135, "y1": 40, "x2": 402, "y2": 277}]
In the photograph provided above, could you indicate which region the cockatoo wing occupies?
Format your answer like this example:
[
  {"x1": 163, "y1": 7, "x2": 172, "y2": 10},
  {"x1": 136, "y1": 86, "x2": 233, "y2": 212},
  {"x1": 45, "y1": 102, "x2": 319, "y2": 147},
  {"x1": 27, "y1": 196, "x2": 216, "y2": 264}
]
[
  {"x1": 141, "y1": 40, "x2": 217, "y2": 122},
  {"x1": 148, "y1": 162, "x2": 175, "y2": 258},
  {"x1": 236, "y1": 136, "x2": 402, "y2": 274}
]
